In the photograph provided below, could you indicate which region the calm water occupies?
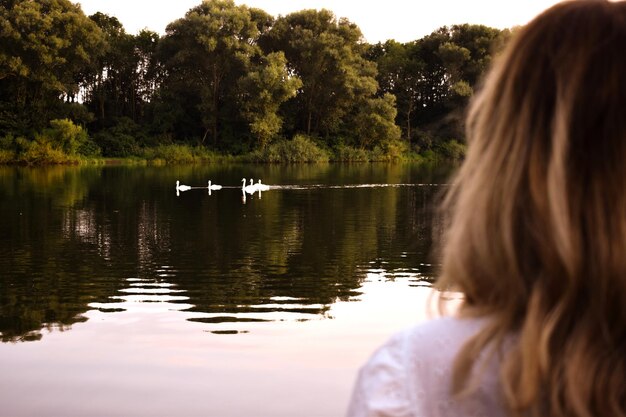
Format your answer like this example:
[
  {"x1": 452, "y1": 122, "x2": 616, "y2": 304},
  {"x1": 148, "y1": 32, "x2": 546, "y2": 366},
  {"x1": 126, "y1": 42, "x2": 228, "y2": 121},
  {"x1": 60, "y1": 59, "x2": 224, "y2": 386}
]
[{"x1": 0, "y1": 163, "x2": 451, "y2": 416}]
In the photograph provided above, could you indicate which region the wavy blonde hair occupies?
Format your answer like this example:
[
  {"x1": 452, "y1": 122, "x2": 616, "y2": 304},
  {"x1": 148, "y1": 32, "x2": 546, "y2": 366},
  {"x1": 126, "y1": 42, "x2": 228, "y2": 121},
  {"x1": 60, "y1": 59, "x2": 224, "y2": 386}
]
[{"x1": 438, "y1": 1, "x2": 626, "y2": 416}]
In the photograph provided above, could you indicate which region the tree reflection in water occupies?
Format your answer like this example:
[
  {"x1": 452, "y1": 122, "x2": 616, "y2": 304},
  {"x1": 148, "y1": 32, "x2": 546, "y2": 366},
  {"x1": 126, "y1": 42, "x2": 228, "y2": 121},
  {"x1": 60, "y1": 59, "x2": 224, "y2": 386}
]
[{"x1": 0, "y1": 163, "x2": 450, "y2": 342}]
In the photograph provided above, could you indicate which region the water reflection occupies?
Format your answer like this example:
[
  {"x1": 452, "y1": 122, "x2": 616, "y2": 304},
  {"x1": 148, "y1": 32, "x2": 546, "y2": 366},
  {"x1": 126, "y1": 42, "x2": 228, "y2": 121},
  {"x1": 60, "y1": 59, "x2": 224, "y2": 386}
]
[{"x1": 0, "y1": 163, "x2": 450, "y2": 343}]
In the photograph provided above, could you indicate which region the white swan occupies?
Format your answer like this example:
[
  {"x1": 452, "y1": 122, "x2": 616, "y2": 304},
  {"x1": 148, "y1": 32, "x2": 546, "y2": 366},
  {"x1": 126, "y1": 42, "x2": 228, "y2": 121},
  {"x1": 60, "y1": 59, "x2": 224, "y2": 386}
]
[
  {"x1": 256, "y1": 179, "x2": 270, "y2": 191},
  {"x1": 208, "y1": 180, "x2": 222, "y2": 190},
  {"x1": 176, "y1": 180, "x2": 191, "y2": 192},
  {"x1": 242, "y1": 178, "x2": 256, "y2": 193}
]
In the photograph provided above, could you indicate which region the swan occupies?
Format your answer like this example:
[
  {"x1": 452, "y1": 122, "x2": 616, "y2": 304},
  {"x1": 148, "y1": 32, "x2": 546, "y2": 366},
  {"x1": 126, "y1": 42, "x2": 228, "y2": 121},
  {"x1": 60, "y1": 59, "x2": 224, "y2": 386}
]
[
  {"x1": 176, "y1": 180, "x2": 191, "y2": 192},
  {"x1": 242, "y1": 178, "x2": 256, "y2": 193},
  {"x1": 208, "y1": 180, "x2": 222, "y2": 190},
  {"x1": 256, "y1": 179, "x2": 270, "y2": 191}
]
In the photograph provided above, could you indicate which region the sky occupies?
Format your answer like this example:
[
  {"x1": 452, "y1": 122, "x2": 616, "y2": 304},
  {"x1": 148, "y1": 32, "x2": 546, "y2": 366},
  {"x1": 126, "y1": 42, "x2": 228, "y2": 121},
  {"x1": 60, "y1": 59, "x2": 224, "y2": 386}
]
[{"x1": 74, "y1": 0, "x2": 564, "y2": 43}]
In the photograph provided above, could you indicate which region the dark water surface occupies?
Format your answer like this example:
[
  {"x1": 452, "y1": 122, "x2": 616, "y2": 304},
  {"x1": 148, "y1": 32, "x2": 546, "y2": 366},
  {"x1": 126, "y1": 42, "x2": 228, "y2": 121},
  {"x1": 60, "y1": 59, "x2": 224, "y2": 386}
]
[{"x1": 0, "y1": 163, "x2": 451, "y2": 416}]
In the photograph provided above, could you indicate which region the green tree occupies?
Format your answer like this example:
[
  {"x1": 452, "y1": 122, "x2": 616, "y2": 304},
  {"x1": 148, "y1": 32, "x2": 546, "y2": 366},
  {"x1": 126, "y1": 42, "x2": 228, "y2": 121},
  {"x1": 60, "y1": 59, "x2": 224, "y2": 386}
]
[
  {"x1": 261, "y1": 10, "x2": 379, "y2": 138},
  {"x1": 82, "y1": 13, "x2": 160, "y2": 130},
  {"x1": 368, "y1": 40, "x2": 425, "y2": 145},
  {"x1": 238, "y1": 52, "x2": 302, "y2": 149},
  {"x1": 157, "y1": 0, "x2": 262, "y2": 147},
  {"x1": 370, "y1": 25, "x2": 507, "y2": 151},
  {"x1": 352, "y1": 93, "x2": 401, "y2": 150},
  {"x1": 448, "y1": 24, "x2": 508, "y2": 86},
  {"x1": 0, "y1": 0, "x2": 105, "y2": 135}
]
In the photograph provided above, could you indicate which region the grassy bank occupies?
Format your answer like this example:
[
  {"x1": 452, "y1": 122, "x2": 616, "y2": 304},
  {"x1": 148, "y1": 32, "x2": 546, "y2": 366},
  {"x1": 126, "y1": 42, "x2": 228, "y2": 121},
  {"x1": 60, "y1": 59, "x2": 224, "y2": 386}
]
[{"x1": 0, "y1": 120, "x2": 465, "y2": 166}]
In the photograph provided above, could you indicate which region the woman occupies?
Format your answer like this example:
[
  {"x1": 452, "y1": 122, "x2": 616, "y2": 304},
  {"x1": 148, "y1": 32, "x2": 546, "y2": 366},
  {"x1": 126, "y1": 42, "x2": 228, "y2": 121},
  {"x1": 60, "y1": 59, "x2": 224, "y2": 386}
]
[{"x1": 347, "y1": 1, "x2": 626, "y2": 416}]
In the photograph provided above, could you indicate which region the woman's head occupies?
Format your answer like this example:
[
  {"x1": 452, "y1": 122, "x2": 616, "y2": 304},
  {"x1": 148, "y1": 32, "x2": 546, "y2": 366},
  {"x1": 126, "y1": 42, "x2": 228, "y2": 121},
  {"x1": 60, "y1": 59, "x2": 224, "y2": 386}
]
[{"x1": 439, "y1": 1, "x2": 626, "y2": 415}]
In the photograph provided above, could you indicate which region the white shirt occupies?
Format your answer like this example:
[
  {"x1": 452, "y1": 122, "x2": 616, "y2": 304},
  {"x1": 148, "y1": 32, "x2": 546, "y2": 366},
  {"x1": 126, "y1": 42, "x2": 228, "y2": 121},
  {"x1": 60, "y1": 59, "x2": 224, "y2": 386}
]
[{"x1": 346, "y1": 317, "x2": 507, "y2": 417}]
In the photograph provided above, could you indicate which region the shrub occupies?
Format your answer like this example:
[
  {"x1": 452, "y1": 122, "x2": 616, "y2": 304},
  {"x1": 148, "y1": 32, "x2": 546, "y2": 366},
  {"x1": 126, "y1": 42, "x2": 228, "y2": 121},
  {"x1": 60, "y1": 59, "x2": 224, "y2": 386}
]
[
  {"x1": 437, "y1": 139, "x2": 467, "y2": 160},
  {"x1": 93, "y1": 117, "x2": 147, "y2": 157},
  {"x1": 332, "y1": 145, "x2": 369, "y2": 162},
  {"x1": 0, "y1": 125, "x2": 84, "y2": 165},
  {"x1": 145, "y1": 144, "x2": 194, "y2": 163},
  {"x1": 95, "y1": 131, "x2": 138, "y2": 157},
  {"x1": 45, "y1": 119, "x2": 90, "y2": 155},
  {"x1": 0, "y1": 134, "x2": 15, "y2": 151},
  {"x1": 0, "y1": 149, "x2": 14, "y2": 163},
  {"x1": 17, "y1": 135, "x2": 78, "y2": 165},
  {"x1": 0, "y1": 130, "x2": 78, "y2": 165},
  {"x1": 419, "y1": 149, "x2": 441, "y2": 163},
  {"x1": 143, "y1": 144, "x2": 223, "y2": 164},
  {"x1": 373, "y1": 139, "x2": 407, "y2": 162},
  {"x1": 77, "y1": 138, "x2": 101, "y2": 157},
  {"x1": 250, "y1": 134, "x2": 330, "y2": 163}
]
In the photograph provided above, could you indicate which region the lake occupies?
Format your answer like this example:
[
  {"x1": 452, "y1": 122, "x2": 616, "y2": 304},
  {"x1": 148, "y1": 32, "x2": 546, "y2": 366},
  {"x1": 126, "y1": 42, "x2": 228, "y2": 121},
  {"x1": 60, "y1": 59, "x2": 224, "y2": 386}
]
[{"x1": 0, "y1": 163, "x2": 452, "y2": 417}]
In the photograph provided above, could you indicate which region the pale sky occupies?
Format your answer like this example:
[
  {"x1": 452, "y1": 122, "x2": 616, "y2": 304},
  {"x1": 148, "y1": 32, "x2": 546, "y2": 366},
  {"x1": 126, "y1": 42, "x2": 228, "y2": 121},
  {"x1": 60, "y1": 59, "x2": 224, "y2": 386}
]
[{"x1": 74, "y1": 0, "x2": 564, "y2": 43}]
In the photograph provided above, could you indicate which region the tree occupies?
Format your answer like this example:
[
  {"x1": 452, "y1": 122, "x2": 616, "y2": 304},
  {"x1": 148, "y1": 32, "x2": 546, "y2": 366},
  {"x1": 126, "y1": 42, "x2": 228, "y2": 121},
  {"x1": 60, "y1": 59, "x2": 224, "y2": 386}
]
[
  {"x1": 157, "y1": 0, "x2": 262, "y2": 146},
  {"x1": 82, "y1": 13, "x2": 160, "y2": 130},
  {"x1": 238, "y1": 52, "x2": 302, "y2": 149},
  {"x1": 370, "y1": 25, "x2": 508, "y2": 150},
  {"x1": 0, "y1": 0, "x2": 105, "y2": 135},
  {"x1": 448, "y1": 24, "x2": 508, "y2": 87},
  {"x1": 352, "y1": 93, "x2": 402, "y2": 150},
  {"x1": 368, "y1": 40, "x2": 426, "y2": 145},
  {"x1": 261, "y1": 9, "x2": 379, "y2": 138}
]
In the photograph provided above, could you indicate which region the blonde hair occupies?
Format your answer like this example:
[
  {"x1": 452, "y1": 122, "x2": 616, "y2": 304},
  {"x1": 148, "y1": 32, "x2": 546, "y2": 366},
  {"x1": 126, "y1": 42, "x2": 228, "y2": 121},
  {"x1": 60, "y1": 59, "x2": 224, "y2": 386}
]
[{"x1": 438, "y1": 1, "x2": 626, "y2": 416}]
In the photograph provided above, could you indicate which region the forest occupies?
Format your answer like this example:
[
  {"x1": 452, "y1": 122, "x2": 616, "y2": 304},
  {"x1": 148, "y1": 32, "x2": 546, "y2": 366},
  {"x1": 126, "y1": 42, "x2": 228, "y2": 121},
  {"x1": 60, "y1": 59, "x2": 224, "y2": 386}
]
[{"x1": 0, "y1": 0, "x2": 510, "y2": 164}]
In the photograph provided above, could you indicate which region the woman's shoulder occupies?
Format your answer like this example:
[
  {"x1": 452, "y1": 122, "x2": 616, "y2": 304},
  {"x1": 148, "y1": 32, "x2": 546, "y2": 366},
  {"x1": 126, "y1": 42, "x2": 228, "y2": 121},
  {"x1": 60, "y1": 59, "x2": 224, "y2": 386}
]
[
  {"x1": 346, "y1": 317, "x2": 494, "y2": 417},
  {"x1": 373, "y1": 316, "x2": 488, "y2": 383},
  {"x1": 402, "y1": 316, "x2": 487, "y2": 339},
  {"x1": 367, "y1": 316, "x2": 488, "y2": 370},
  {"x1": 401, "y1": 316, "x2": 488, "y2": 356}
]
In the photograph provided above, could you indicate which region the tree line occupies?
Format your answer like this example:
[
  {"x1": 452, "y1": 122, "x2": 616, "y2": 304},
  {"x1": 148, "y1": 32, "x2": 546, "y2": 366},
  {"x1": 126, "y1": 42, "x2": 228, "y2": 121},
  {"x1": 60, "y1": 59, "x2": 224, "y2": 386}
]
[{"x1": 0, "y1": 0, "x2": 510, "y2": 163}]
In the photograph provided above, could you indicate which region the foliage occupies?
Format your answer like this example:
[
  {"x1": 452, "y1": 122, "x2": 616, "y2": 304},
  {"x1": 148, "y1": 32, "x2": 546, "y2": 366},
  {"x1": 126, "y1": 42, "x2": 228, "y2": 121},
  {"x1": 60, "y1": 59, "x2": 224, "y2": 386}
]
[
  {"x1": 18, "y1": 136, "x2": 78, "y2": 165},
  {"x1": 238, "y1": 52, "x2": 302, "y2": 149},
  {"x1": 351, "y1": 93, "x2": 402, "y2": 149},
  {"x1": 0, "y1": 135, "x2": 16, "y2": 163},
  {"x1": 142, "y1": 144, "x2": 226, "y2": 164},
  {"x1": 0, "y1": 119, "x2": 95, "y2": 164},
  {"x1": 0, "y1": 0, "x2": 508, "y2": 165},
  {"x1": 249, "y1": 135, "x2": 330, "y2": 163},
  {"x1": 44, "y1": 119, "x2": 90, "y2": 155},
  {"x1": 0, "y1": 0, "x2": 105, "y2": 134},
  {"x1": 0, "y1": 149, "x2": 14, "y2": 163},
  {"x1": 261, "y1": 9, "x2": 381, "y2": 139},
  {"x1": 82, "y1": 13, "x2": 160, "y2": 132},
  {"x1": 332, "y1": 145, "x2": 370, "y2": 162},
  {"x1": 157, "y1": 0, "x2": 264, "y2": 146},
  {"x1": 94, "y1": 131, "x2": 137, "y2": 158},
  {"x1": 370, "y1": 24, "x2": 508, "y2": 150},
  {"x1": 436, "y1": 139, "x2": 467, "y2": 160},
  {"x1": 92, "y1": 116, "x2": 147, "y2": 157}
]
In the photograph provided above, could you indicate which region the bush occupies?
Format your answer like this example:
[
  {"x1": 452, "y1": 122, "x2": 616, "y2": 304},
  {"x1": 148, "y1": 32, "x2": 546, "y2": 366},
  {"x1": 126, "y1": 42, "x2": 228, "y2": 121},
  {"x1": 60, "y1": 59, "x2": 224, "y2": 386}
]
[
  {"x1": 249, "y1": 134, "x2": 330, "y2": 163},
  {"x1": 94, "y1": 131, "x2": 138, "y2": 157},
  {"x1": 0, "y1": 134, "x2": 15, "y2": 151},
  {"x1": 93, "y1": 117, "x2": 146, "y2": 157},
  {"x1": 17, "y1": 135, "x2": 78, "y2": 165},
  {"x1": 0, "y1": 149, "x2": 14, "y2": 163},
  {"x1": 437, "y1": 139, "x2": 467, "y2": 160},
  {"x1": 332, "y1": 145, "x2": 369, "y2": 162},
  {"x1": 144, "y1": 144, "x2": 193, "y2": 163},
  {"x1": 414, "y1": 129, "x2": 434, "y2": 151},
  {"x1": 142, "y1": 144, "x2": 224, "y2": 164},
  {"x1": 373, "y1": 139, "x2": 407, "y2": 162},
  {"x1": 419, "y1": 149, "x2": 441, "y2": 163},
  {"x1": 77, "y1": 138, "x2": 101, "y2": 157},
  {"x1": 0, "y1": 121, "x2": 87, "y2": 165},
  {"x1": 40, "y1": 119, "x2": 91, "y2": 156}
]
